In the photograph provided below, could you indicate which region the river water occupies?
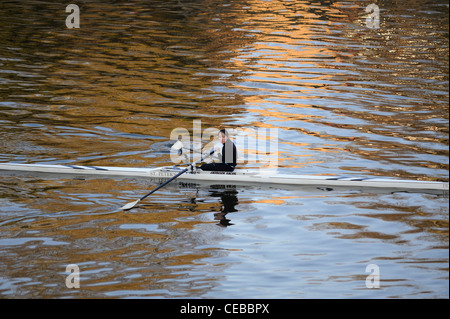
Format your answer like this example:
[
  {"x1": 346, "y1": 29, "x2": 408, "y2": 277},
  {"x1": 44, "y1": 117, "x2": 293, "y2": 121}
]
[{"x1": 0, "y1": 0, "x2": 448, "y2": 299}]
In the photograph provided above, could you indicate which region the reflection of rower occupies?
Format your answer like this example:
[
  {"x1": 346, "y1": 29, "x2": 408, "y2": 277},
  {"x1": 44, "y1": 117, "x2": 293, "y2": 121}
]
[
  {"x1": 200, "y1": 129, "x2": 237, "y2": 172},
  {"x1": 210, "y1": 187, "x2": 238, "y2": 227}
]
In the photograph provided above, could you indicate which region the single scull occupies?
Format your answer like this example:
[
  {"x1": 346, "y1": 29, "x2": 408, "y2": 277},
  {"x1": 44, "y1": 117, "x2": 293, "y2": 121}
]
[{"x1": 0, "y1": 163, "x2": 447, "y2": 191}]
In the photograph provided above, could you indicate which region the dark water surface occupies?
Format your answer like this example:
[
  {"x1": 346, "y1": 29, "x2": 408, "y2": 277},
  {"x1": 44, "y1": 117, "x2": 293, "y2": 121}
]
[{"x1": 0, "y1": 0, "x2": 448, "y2": 298}]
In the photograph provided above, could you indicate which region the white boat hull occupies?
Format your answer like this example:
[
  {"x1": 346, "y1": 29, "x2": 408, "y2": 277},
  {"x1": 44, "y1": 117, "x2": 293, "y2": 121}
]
[{"x1": 0, "y1": 163, "x2": 448, "y2": 191}]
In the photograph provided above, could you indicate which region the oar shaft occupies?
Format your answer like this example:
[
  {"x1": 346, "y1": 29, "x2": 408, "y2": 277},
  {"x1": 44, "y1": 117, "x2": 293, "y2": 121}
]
[
  {"x1": 138, "y1": 167, "x2": 188, "y2": 201},
  {"x1": 141, "y1": 150, "x2": 214, "y2": 200},
  {"x1": 122, "y1": 149, "x2": 215, "y2": 210}
]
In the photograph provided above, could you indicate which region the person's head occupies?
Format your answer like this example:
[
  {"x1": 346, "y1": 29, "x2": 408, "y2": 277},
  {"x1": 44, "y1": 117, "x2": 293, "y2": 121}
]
[{"x1": 218, "y1": 129, "x2": 229, "y2": 144}]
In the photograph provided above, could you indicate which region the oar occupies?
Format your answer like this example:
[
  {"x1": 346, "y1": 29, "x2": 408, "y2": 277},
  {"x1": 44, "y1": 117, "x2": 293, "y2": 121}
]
[{"x1": 121, "y1": 150, "x2": 214, "y2": 210}]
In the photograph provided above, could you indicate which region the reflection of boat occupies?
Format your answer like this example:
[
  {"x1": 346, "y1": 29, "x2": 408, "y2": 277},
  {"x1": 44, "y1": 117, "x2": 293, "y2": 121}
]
[{"x1": 0, "y1": 162, "x2": 448, "y2": 192}]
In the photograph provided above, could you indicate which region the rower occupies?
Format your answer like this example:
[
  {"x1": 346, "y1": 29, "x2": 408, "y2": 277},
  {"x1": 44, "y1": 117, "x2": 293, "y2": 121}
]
[{"x1": 200, "y1": 129, "x2": 237, "y2": 172}]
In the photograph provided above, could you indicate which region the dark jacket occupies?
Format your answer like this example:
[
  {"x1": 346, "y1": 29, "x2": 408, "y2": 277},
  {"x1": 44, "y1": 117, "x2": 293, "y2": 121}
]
[{"x1": 222, "y1": 139, "x2": 237, "y2": 167}]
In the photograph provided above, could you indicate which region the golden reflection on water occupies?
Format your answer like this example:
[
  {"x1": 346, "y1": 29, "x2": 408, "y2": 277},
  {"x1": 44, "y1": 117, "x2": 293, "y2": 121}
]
[
  {"x1": 0, "y1": 0, "x2": 447, "y2": 178},
  {"x1": 222, "y1": 0, "x2": 449, "y2": 179}
]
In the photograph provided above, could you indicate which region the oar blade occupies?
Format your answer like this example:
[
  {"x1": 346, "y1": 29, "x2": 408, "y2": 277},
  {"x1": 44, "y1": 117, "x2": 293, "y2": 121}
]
[{"x1": 121, "y1": 199, "x2": 140, "y2": 211}]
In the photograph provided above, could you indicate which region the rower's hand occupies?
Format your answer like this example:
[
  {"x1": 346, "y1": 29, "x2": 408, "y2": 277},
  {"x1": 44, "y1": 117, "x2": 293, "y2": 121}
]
[{"x1": 214, "y1": 142, "x2": 222, "y2": 154}]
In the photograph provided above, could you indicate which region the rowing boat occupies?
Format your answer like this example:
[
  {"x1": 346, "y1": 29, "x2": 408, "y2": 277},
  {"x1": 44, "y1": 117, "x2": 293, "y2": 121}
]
[{"x1": 0, "y1": 162, "x2": 448, "y2": 191}]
